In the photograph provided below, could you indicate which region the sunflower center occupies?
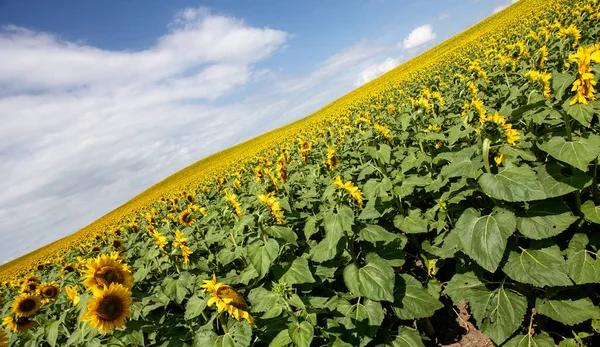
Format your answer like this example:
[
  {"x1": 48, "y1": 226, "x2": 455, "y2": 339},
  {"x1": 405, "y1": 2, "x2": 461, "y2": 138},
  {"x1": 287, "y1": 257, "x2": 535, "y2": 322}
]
[
  {"x1": 182, "y1": 213, "x2": 192, "y2": 223},
  {"x1": 63, "y1": 265, "x2": 74, "y2": 272},
  {"x1": 217, "y1": 286, "x2": 248, "y2": 311},
  {"x1": 18, "y1": 299, "x2": 36, "y2": 312},
  {"x1": 27, "y1": 283, "x2": 37, "y2": 291},
  {"x1": 95, "y1": 266, "x2": 123, "y2": 286},
  {"x1": 97, "y1": 296, "x2": 123, "y2": 321},
  {"x1": 16, "y1": 316, "x2": 32, "y2": 326},
  {"x1": 43, "y1": 287, "x2": 58, "y2": 298}
]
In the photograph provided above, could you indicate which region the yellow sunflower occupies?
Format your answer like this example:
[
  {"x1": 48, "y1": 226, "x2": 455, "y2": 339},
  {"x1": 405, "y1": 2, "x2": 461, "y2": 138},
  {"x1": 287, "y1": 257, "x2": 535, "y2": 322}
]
[
  {"x1": 37, "y1": 282, "x2": 61, "y2": 304},
  {"x1": 61, "y1": 263, "x2": 76, "y2": 276},
  {"x1": 2, "y1": 314, "x2": 38, "y2": 333},
  {"x1": 200, "y1": 274, "x2": 254, "y2": 325},
  {"x1": 65, "y1": 285, "x2": 80, "y2": 307},
  {"x1": 11, "y1": 293, "x2": 41, "y2": 317},
  {"x1": 20, "y1": 281, "x2": 38, "y2": 294},
  {"x1": 81, "y1": 255, "x2": 134, "y2": 292},
  {"x1": 81, "y1": 283, "x2": 132, "y2": 334},
  {"x1": 25, "y1": 275, "x2": 39, "y2": 284},
  {"x1": 179, "y1": 210, "x2": 194, "y2": 226}
]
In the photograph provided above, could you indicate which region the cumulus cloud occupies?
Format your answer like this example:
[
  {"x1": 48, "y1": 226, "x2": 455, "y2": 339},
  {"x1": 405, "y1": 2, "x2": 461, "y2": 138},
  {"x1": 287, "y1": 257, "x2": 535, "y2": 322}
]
[
  {"x1": 0, "y1": 8, "x2": 392, "y2": 263},
  {"x1": 355, "y1": 57, "x2": 402, "y2": 86},
  {"x1": 400, "y1": 24, "x2": 436, "y2": 49},
  {"x1": 0, "y1": 7, "x2": 292, "y2": 263}
]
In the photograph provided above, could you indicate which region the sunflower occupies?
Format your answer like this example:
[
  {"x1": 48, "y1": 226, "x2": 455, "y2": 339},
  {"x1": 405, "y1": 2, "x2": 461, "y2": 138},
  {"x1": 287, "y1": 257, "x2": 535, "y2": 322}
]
[
  {"x1": 37, "y1": 282, "x2": 61, "y2": 304},
  {"x1": 81, "y1": 255, "x2": 134, "y2": 292},
  {"x1": 11, "y1": 293, "x2": 41, "y2": 317},
  {"x1": 91, "y1": 245, "x2": 101, "y2": 252},
  {"x1": 25, "y1": 275, "x2": 39, "y2": 284},
  {"x1": 65, "y1": 285, "x2": 80, "y2": 307},
  {"x1": 82, "y1": 283, "x2": 132, "y2": 334},
  {"x1": 200, "y1": 274, "x2": 254, "y2": 325},
  {"x1": 61, "y1": 263, "x2": 76, "y2": 276},
  {"x1": 179, "y1": 210, "x2": 194, "y2": 226},
  {"x1": 327, "y1": 147, "x2": 337, "y2": 172},
  {"x1": 111, "y1": 239, "x2": 123, "y2": 250},
  {"x1": 20, "y1": 281, "x2": 38, "y2": 294},
  {"x1": 2, "y1": 314, "x2": 38, "y2": 333}
]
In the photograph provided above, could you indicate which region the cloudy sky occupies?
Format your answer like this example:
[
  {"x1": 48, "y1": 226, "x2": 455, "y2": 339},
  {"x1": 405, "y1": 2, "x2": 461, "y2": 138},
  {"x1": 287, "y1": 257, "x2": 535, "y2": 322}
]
[{"x1": 0, "y1": 0, "x2": 517, "y2": 264}]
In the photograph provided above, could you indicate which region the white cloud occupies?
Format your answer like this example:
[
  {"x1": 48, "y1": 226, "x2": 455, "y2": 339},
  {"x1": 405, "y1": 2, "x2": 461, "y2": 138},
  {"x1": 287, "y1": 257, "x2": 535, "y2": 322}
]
[
  {"x1": 355, "y1": 57, "x2": 402, "y2": 86},
  {"x1": 493, "y1": 0, "x2": 518, "y2": 13},
  {"x1": 0, "y1": 8, "x2": 394, "y2": 263},
  {"x1": 0, "y1": 8, "x2": 293, "y2": 263},
  {"x1": 400, "y1": 24, "x2": 436, "y2": 49}
]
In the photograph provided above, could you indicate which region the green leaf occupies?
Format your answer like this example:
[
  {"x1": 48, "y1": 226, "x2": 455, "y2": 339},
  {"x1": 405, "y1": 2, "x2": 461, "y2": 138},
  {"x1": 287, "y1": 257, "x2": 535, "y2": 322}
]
[
  {"x1": 537, "y1": 134, "x2": 600, "y2": 171},
  {"x1": 185, "y1": 295, "x2": 208, "y2": 320},
  {"x1": 215, "y1": 321, "x2": 253, "y2": 347},
  {"x1": 247, "y1": 287, "x2": 282, "y2": 316},
  {"x1": 502, "y1": 243, "x2": 572, "y2": 287},
  {"x1": 288, "y1": 321, "x2": 314, "y2": 347},
  {"x1": 581, "y1": 200, "x2": 600, "y2": 224},
  {"x1": 324, "y1": 206, "x2": 354, "y2": 248},
  {"x1": 445, "y1": 273, "x2": 526, "y2": 344},
  {"x1": 359, "y1": 224, "x2": 398, "y2": 243},
  {"x1": 552, "y1": 72, "x2": 576, "y2": 101},
  {"x1": 565, "y1": 233, "x2": 600, "y2": 284},
  {"x1": 340, "y1": 299, "x2": 385, "y2": 346},
  {"x1": 45, "y1": 320, "x2": 60, "y2": 347},
  {"x1": 343, "y1": 257, "x2": 395, "y2": 302},
  {"x1": 536, "y1": 297, "x2": 600, "y2": 326},
  {"x1": 566, "y1": 102, "x2": 594, "y2": 127},
  {"x1": 444, "y1": 272, "x2": 486, "y2": 305},
  {"x1": 470, "y1": 285, "x2": 528, "y2": 345},
  {"x1": 479, "y1": 165, "x2": 546, "y2": 202},
  {"x1": 269, "y1": 330, "x2": 292, "y2": 347},
  {"x1": 393, "y1": 274, "x2": 443, "y2": 319},
  {"x1": 247, "y1": 239, "x2": 279, "y2": 279},
  {"x1": 537, "y1": 162, "x2": 591, "y2": 198},
  {"x1": 394, "y1": 209, "x2": 429, "y2": 234},
  {"x1": 279, "y1": 258, "x2": 315, "y2": 285},
  {"x1": 516, "y1": 200, "x2": 577, "y2": 239},
  {"x1": 391, "y1": 326, "x2": 425, "y2": 347},
  {"x1": 454, "y1": 207, "x2": 516, "y2": 272},
  {"x1": 440, "y1": 148, "x2": 482, "y2": 179},
  {"x1": 303, "y1": 216, "x2": 317, "y2": 240},
  {"x1": 162, "y1": 277, "x2": 188, "y2": 304},
  {"x1": 267, "y1": 226, "x2": 298, "y2": 246},
  {"x1": 505, "y1": 332, "x2": 555, "y2": 347}
]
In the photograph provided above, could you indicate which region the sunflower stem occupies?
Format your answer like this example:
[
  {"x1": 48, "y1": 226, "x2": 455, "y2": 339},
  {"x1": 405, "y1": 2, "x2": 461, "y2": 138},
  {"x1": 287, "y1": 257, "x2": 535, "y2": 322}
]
[
  {"x1": 219, "y1": 313, "x2": 229, "y2": 334},
  {"x1": 563, "y1": 111, "x2": 582, "y2": 216},
  {"x1": 482, "y1": 138, "x2": 492, "y2": 174}
]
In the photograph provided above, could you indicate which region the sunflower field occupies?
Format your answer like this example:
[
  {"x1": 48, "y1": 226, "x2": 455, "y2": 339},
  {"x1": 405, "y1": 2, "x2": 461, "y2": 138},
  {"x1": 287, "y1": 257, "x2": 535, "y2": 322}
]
[{"x1": 2, "y1": 0, "x2": 600, "y2": 345}]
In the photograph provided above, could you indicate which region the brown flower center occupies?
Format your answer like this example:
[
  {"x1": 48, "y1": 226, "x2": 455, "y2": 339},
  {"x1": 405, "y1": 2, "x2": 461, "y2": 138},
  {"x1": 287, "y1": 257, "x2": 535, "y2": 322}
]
[
  {"x1": 95, "y1": 266, "x2": 123, "y2": 287},
  {"x1": 18, "y1": 298, "x2": 36, "y2": 312},
  {"x1": 42, "y1": 287, "x2": 58, "y2": 298},
  {"x1": 97, "y1": 296, "x2": 123, "y2": 321},
  {"x1": 216, "y1": 285, "x2": 248, "y2": 311}
]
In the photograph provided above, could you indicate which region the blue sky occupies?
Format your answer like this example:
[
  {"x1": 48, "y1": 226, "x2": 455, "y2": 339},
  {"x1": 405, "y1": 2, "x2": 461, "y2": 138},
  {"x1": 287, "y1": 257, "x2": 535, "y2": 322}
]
[{"x1": 0, "y1": 0, "x2": 517, "y2": 263}]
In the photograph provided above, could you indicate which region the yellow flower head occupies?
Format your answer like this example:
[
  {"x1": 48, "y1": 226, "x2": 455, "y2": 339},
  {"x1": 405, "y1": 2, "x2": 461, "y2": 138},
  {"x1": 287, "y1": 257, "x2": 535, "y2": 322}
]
[
  {"x1": 37, "y1": 282, "x2": 61, "y2": 304},
  {"x1": 65, "y1": 285, "x2": 80, "y2": 307},
  {"x1": 11, "y1": 293, "x2": 41, "y2": 317},
  {"x1": 334, "y1": 176, "x2": 364, "y2": 207},
  {"x1": 200, "y1": 274, "x2": 254, "y2": 325},
  {"x1": 2, "y1": 314, "x2": 38, "y2": 333},
  {"x1": 82, "y1": 283, "x2": 132, "y2": 334},
  {"x1": 81, "y1": 254, "x2": 134, "y2": 292}
]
